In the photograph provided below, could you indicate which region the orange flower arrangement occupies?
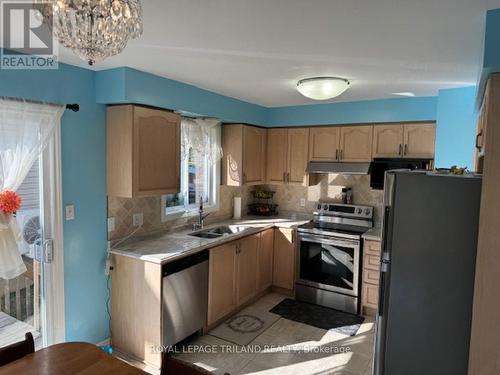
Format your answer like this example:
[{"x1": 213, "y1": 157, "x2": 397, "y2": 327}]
[{"x1": 0, "y1": 190, "x2": 22, "y2": 215}]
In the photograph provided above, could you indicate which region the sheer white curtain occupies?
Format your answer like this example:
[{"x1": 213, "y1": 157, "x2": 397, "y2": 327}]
[
  {"x1": 0, "y1": 98, "x2": 64, "y2": 280},
  {"x1": 181, "y1": 117, "x2": 222, "y2": 164}
]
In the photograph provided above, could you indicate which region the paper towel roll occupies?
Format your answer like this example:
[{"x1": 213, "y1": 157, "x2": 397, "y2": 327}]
[{"x1": 233, "y1": 196, "x2": 242, "y2": 219}]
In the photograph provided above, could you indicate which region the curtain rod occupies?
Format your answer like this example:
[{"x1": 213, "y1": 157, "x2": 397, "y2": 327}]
[{"x1": 0, "y1": 96, "x2": 79, "y2": 112}]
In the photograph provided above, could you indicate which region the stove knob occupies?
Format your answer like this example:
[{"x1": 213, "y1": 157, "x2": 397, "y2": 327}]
[
  {"x1": 357, "y1": 208, "x2": 362, "y2": 214},
  {"x1": 364, "y1": 208, "x2": 371, "y2": 215},
  {"x1": 323, "y1": 204, "x2": 329, "y2": 210},
  {"x1": 317, "y1": 204, "x2": 322, "y2": 210}
]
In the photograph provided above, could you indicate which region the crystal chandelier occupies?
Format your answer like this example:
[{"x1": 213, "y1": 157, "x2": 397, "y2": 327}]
[{"x1": 36, "y1": 0, "x2": 143, "y2": 65}]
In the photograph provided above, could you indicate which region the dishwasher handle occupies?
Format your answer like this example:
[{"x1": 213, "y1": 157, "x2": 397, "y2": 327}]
[{"x1": 162, "y1": 250, "x2": 209, "y2": 277}]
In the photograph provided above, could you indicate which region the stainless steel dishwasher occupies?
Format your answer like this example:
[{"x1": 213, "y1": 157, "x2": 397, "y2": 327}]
[{"x1": 162, "y1": 250, "x2": 208, "y2": 346}]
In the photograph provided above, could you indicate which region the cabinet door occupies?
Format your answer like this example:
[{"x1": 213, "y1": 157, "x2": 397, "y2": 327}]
[
  {"x1": 236, "y1": 234, "x2": 259, "y2": 306},
  {"x1": 362, "y1": 283, "x2": 379, "y2": 310},
  {"x1": 309, "y1": 127, "x2": 341, "y2": 161},
  {"x1": 267, "y1": 128, "x2": 287, "y2": 185},
  {"x1": 272, "y1": 228, "x2": 295, "y2": 290},
  {"x1": 287, "y1": 128, "x2": 310, "y2": 184},
  {"x1": 258, "y1": 229, "x2": 274, "y2": 292},
  {"x1": 372, "y1": 125, "x2": 404, "y2": 158},
  {"x1": 134, "y1": 106, "x2": 180, "y2": 196},
  {"x1": 339, "y1": 126, "x2": 373, "y2": 162},
  {"x1": 243, "y1": 126, "x2": 267, "y2": 184},
  {"x1": 208, "y1": 243, "x2": 237, "y2": 325},
  {"x1": 403, "y1": 123, "x2": 436, "y2": 158}
]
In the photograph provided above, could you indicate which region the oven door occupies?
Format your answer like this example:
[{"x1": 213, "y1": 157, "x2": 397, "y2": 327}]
[{"x1": 297, "y1": 233, "x2": 360, "y2": 297}]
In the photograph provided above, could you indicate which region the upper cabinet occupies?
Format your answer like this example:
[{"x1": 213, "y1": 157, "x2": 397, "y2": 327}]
[
  {"x1": 267, "y1": 128, "x2": 309, "y2": 185},
  {"x1": 107, "y1": 105, "x2": 181, "y2": 198},
  {"x1": 403, "y1": 123, "x2": 436, "y2": 158},
  {"x1": 309, "y1": 125, "x2": 373, "y2": 162},
  {"x1": 372, "y1": 123, "x2": 435, "y2": 159},
  {"x1": 339, "y1": 126, "x2": 373, "y2": 162},
  {"x1": 222, "y1": 124, "x2": 267, "y2": 186},
  {"x1": 309, "y1": 127, "x2": 341, "y2": 161}
]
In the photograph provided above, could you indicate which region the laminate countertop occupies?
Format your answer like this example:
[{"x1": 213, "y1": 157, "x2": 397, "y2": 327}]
[
  {"x1": 109, "y1": 216, "x2": 310, "y2": 264},
  {"x1": 362, "y1": 226, "x2": 382, "y2": 242}
]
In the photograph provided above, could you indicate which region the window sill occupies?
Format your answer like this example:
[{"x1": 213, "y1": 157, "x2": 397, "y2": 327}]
[{"x1": 161, "y1": 204, "x2": 219, "y2": 223}]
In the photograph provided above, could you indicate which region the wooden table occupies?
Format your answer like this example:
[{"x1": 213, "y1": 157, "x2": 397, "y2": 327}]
[{"x1": 0, "y1": 342, "x2": 150, "y2": 375}]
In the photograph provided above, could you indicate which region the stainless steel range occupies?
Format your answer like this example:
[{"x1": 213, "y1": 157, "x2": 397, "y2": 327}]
[{"x1": 296, "y1": 203, "x2": 373, "y2": 314}]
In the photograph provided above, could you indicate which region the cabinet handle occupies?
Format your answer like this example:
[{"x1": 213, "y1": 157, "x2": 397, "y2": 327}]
[
  {"x1": 283, "y1": 172, "x2": 286, "y2": 182},
  {"x1": 335, "y1": 149, "x2": 339, "y2": 160},
  {"x1": 287, "y1": 172, "x2": 290, "y2": 182},
  {"x1": 399, "y1": 144, "x2": 402, "y2": 156},
  {"x1": 404, "y1": 144, "x2": 408, "y2": 156},
  {"x1": 242, "y1": 173, "x2": 246, "y2": 184},
  {"x1": 475, "y1": 131, "x2": 483, "y2": 150},
  {"x1": 340, "y1": 149, "x2": 343, "y2": 160}
]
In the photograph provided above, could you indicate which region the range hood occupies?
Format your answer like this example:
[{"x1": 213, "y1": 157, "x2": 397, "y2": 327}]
[{"x1": 306, "y1": 161, "x2": 371, "y2": 175}]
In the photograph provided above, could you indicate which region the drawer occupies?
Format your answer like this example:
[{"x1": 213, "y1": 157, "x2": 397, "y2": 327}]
[
  {"x1": 364, "y1": 254, "x2": 381, "y2": 271},
  {"x1": 364, "y1": 240, "x2": 381, "y2": 256},
  {"x1": 363, "y1": 268, "x2": 380, "y2": 285},
  {"x1": 362, "y1": 283, "x2": 379, "y2": 309}
]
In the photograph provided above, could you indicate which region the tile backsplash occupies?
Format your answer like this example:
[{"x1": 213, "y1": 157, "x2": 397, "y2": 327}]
[{"x1": 107, "y1": 173, "x2": 383, "y2": 242}]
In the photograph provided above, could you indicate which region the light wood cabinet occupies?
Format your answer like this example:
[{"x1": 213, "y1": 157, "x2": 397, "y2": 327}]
[
  {"x1": 266, "y1": 128, "x2": 309, "y2": 185},
  {"x1": 266, "y1": 128, "x2": 288, "y2": 184},
  {"x1": 362, "y1": 240, "x2": 381, "y2": 316},
  {"x1": 372, "y1": 125, "x2": 405, "y2": 158},
  {"x1": 208, "y1": 242, "x2": 238, "y2": 325},
  {"x1": 111, "y1": 255, "x2": 162, "y2": 368},
  {"x1": 309, "y1": 127, "x2": 341, "y2": 161},
  {"x1": 339, "y1": 126, "x2": 373, "y2": 162},
  {"x1": 287, "y1": 128, "x2": 310, "y2": 184},
  {"x1": 403, "y1": 123, "x2": 436, "y2": 158},
  {"x1": 273, "y1": 228, "x2": 295, "y2": 291},
  {"x1": 107, "y1": 105, "x2": 181, "y2": 197},
  {"x1": 222, "y1": 124, "x2": 266, "y2": 186},
  {"x1": 236, "y1": 234, "x2": 259, "y2": 306},
  {"x1": 258, "y1": 229, "x2": 274, "y2": 292},
  {"x1": 372, "y1": 123, "x2": 435, "y2": 159}
]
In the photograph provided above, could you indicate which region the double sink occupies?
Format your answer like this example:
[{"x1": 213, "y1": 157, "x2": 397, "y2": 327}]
[{"x1": 188, "y1": 225, "x2": 249, "y2": 239}]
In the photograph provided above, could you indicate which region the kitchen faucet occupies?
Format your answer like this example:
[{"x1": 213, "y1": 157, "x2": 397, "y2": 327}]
[{"x1": 192, "y1": 195, "x2": 210, "y2": 231}]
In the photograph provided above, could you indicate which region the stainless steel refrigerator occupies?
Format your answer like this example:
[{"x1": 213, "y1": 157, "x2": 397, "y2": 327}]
[{"x1": 374, "y1": 170, "x2": 482, "y2": 375}]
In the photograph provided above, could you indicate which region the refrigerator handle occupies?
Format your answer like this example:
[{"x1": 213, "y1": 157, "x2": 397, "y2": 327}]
[{"x1": 378, "y1": 262, "x2": 388, "y2": 315}]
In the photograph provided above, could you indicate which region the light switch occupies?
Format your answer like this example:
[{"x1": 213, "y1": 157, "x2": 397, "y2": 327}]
[
  {"x1": 300, "y1": 198, "x2": 306, "y2": 207},
  {"x1": 107, "y1": 217, "x2": 115, "y2": 232},
  {"x1": 65, "y1": 204, "x2": 75, "y2": 221},
  {"x1": 133, "y1": 213, "x2": 143, "y2": 227}
]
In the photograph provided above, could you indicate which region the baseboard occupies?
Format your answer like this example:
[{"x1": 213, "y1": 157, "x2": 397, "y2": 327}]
[{"x1": 96, "y1": 338, "x2": 111, "y2": 347}]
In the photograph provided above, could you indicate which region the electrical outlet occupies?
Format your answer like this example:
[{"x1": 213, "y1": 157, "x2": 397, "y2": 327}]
[
  {"x1": 107, "y1": 217, "x2": 115, "y2": 232},
  {"x1": 300, "y1": 198, "x2": 306, "y2": 207},
  {"x1": 133, "y1": 213, "x2": 143, "y2": 227},
  {"x1": 65, "y1": 204, "x2": 75, "y2": 221}
]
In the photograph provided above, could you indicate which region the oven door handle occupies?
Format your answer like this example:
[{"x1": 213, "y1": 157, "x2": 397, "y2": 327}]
[{"x1": 298, "y1": 235, "x2": 359, "y2": 248}]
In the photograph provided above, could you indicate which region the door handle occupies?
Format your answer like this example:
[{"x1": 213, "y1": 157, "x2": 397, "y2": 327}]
[{"x1": 475, "y1": 131, "x2": 483, "y2": 150}]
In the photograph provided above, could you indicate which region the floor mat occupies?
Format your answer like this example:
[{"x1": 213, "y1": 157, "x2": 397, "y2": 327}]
[
  {"x1": 270, "y1": 298, "x2": 364, "y2": 336},
  {"x1": 209, "y1": 306, "x2": 280, "y2": 345}
]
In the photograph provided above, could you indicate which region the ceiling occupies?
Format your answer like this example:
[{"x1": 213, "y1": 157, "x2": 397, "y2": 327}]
[{"x1": 55, "y1": 0, "x2": 500, "y2": 107}]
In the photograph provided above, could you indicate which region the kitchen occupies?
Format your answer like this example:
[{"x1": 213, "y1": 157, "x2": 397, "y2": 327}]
[{"x1": 0, "y1": 2, "x2": 499, "y2": 375}]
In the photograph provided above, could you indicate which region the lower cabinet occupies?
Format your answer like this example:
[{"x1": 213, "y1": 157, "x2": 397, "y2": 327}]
[
  {"x1": 207, "y1": 242, "x2": 238, "y2": 325},
  {"x1": 258, "y1": 229, "x2": 274, "y2": 292},
  {"x1": 236, "y1": 234, "x2": 260, "y2": 306},
  {"x1": 362, "y1": 240, "x2": 382, "y2": 315},
  {"x1": 272, "y1": 228, "x2": 295, "y2": 291},
  {"x1": 208, "y1": 231, "x2": 274, "y2": 326}
]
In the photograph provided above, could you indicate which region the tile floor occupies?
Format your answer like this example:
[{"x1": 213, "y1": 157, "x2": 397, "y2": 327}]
[{"x1": 173, "y1": 293, "x2": 375, "y2": 375}]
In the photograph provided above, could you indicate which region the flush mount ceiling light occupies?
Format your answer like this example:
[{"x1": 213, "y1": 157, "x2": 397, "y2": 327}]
[
  {"x1": 37, "y1": 0, "x2": 143, "y2": 65},
  {"x1": 296, "y1": 77, "x2": 350, "y2": 100},
  {"x1": 392, "y1": 92, "x2": 416, "y2": 97}
]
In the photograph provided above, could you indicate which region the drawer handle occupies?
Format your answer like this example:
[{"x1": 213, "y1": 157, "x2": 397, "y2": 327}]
[{"x1": 475, "y1": 131, "x2": 483, "y2": 150}]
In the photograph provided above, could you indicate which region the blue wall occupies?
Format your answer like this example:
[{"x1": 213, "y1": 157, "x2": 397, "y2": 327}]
[
  {"x1": 477, "y1": 8, "x2": 500, "y2": 107},
  {"x1": 0, "y1": 62, "x2": 108, "y2": 343},
  {"x1": 96, "y1": 68, "x2": 268, "y2": 124},
  {"x1": 435, "y1": 87, "x2": 477, "y2": 168},
  {"x1": 266, "y1": 96, "x2": 438, "y2": 126}
]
